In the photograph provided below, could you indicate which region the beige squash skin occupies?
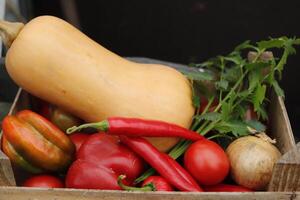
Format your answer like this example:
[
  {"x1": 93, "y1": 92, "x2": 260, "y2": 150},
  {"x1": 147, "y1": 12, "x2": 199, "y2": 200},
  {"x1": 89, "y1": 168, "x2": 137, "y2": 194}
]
[{"x1": 5, "y1": 16, "x2": 195, "y2": 152}]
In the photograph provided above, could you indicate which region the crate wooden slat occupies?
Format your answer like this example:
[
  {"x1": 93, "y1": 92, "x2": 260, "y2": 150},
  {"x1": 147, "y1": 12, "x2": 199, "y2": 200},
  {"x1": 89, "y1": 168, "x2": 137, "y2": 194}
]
[
  {"x1": 0, "y1": 187, "x2": 300, "y2": 200},
  {"x1": 268, "y1": 92, "x2": 296, "y2": 154},
  {"x1": 268, "y1": 143, "x2": 300, "y2": 191}
]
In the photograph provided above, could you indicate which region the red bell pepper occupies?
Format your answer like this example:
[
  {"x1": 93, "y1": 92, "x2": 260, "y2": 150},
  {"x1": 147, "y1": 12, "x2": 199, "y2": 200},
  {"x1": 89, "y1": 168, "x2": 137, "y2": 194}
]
[
  {"x1": 65, "y1": 133, "x2": 144, "y2": 190},
  {"x1": 1, "y1": 110, "x2": 75, "y2": 173},
  {"x1": 67, "y1": 117, "x2": 205, "y2": 141}
]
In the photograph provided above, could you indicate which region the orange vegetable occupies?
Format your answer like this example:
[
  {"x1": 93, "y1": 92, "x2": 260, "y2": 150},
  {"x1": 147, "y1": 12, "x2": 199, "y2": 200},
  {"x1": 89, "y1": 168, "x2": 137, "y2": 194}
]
[{"x1": 2, "y1": 110, "x2": 75, "y2": 173}]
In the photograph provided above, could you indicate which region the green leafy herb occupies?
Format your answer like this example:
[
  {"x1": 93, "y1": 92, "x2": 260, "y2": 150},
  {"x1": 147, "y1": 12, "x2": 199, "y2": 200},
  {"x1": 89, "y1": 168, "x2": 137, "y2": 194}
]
[
  {"x1": 135, "y1": 36, "x2": 299, "y2": 183},
  {"x1": 182, "y1": 71, "x2": 214, "y2": 81},
  {"x1": 245, "y1": 120, "x2": 266, "y2": 132},
  {"x1": 214, "y1": 120, "x2": 249, "y2": 137},
  {"x1": 194, "y1": 112, "x2": 222, "y2": 122}
]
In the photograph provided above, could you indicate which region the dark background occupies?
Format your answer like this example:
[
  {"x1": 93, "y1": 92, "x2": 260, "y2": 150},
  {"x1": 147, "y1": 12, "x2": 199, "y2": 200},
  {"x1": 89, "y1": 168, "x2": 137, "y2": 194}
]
[{"x1": 18, "y1": 0, "x2": 300, "y2": 139}]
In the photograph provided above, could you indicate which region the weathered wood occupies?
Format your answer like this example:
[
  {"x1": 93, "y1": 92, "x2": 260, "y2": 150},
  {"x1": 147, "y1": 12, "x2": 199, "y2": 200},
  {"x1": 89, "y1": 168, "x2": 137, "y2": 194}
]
[
  {"x1": 0, "y1": 151, "x2": 15, "y2": 186},
  {"x1": 269, "y1": 142, "x2": 300, "y2": 191},
  {"x1": 265, "y1": 92, "x2": 297, "y2": 191},
  {"x1": 0, "y1": 187, "x2": 299, "y2": 200},
  {"x1": 268, "y1": 92, "x2": 296, "y2": 154}
]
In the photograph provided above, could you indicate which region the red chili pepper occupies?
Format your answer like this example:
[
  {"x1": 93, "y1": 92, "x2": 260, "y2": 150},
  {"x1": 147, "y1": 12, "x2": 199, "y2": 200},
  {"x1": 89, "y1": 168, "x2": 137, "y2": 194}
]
[
  {"x1": 117, "y1": 175, "x2": 155, "y2": 192},
  {"x1": 142, "y1": 176, "x2": 174, "y2": 191},
  {"x1": 67, "y1": 117, "x2": 204, "y2": 141},
  {"x1": 119, "y1": 136, "x2": 203, "y2": 192},
  {"x1": 203, "y1": 184, "x2": 253, "y2": 192},
  {"x1": 116, "y1": 175, "x2": 174, "y2": 192}
]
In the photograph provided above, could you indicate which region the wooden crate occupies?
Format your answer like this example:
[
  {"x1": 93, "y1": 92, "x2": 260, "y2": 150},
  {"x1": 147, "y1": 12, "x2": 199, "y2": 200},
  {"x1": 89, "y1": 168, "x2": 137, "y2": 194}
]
[{"x1": 0, "y1": 86, "x2": 299, "y2": 199}]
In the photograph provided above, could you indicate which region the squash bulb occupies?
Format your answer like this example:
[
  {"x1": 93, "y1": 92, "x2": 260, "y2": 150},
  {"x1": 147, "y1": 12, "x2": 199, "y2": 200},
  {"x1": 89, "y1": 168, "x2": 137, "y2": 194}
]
[{"x1": 0, "y1": 16, "x2": 195, "y2": 152}]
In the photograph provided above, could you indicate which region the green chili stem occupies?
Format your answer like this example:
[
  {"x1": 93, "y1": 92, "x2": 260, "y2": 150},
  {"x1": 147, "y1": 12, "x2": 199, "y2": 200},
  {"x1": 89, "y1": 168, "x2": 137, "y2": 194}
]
[
  {"x1": 66, "y1": 120, "x2": 109, "y2": 134},
  {"x1": 118, "y1": 175, "x2": 155, "y2": 191}
]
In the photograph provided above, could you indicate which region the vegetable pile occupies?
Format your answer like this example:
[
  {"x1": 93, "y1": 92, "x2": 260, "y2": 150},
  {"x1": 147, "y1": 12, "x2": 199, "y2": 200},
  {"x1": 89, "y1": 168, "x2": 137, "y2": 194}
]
[{"x1": 0, "y1": 16, "x2": 298, "y2": 192}]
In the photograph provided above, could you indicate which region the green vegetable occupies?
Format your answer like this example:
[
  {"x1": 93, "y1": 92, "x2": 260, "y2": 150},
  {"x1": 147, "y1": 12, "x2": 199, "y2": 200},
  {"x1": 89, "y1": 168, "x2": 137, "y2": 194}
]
[{"x1": 135, "y1": 37, "x2": 299, "y2": 183}]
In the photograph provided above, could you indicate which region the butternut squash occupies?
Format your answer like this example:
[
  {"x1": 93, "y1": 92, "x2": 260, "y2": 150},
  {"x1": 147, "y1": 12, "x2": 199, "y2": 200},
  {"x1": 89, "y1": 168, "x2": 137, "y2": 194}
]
[{"x1": 0, "y1": 16, "x2": 195, "y2": 152}]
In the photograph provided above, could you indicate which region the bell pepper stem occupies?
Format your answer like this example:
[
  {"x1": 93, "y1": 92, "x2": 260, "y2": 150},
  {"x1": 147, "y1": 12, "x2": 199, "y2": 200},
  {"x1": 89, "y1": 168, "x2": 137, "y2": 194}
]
[
  {"x1": 118, "y1": 175, "x2": 155, "y2": 192},
  {"x1": 66, "y1": 120, "x2": 109, "y2": 134}
]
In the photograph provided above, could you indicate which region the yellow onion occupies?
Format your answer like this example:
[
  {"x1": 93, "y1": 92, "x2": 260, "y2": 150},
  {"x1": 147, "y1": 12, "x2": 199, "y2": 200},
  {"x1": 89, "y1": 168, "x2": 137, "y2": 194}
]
[{"x1": 226, "y1": 134, "x2": 281, "y2": 190}]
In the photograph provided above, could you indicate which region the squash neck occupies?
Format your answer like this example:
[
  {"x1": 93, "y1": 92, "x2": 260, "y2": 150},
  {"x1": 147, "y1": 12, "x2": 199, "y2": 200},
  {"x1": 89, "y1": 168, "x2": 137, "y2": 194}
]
[{"x1": 0, "y1": 20, "x2": 24, "y2": 48}]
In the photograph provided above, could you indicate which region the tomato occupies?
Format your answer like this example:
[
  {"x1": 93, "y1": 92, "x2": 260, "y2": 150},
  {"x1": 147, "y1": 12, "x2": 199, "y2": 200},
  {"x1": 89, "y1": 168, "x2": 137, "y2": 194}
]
[
  {"x1": 203, "y1": 183, "x2": 252, "y2": 192},
  {"x1": 184, "y1": 140, "x2": 230, "y2": 185},
  {"x1": 142, "y1": 176, "x2": 173, "y2": 191},
  {"x1": 23, "y1": 175, "x2": 64, "y2": 188},
  {"x1": 69, "y1": 133, "x2": 90, "y2": 152}
]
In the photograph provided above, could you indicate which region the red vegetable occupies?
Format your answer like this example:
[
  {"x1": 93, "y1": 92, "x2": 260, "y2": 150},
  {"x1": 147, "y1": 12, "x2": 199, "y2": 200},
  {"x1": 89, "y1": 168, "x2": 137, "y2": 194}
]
[
  {"x1": 67, "y1": 117, "x2": 205, "y2": 141},
  {"x1": 65, "y1": 133, "x2": 144, "y2": 190},
  {"x1": 117, "y1": 175, "x2": 173, "y2": 192},
  {"x1": 184, "y1": 139, "x2": 230, "y2": 186},
  {"x1": 68, "y1": 133, "x2": 90, "y2": 152},
  {"x1": 23, "y1": 174, "x2": 64, "y2": 188},
  {"x1": 203, "y1": 184, "x2": 252, "y2": 192},
  {"x1": 142, "y1": 176, "x2": 174, "y2": 191},
  {"x1": 119, "y1": 136, "x2": 203, "y2": 192}
]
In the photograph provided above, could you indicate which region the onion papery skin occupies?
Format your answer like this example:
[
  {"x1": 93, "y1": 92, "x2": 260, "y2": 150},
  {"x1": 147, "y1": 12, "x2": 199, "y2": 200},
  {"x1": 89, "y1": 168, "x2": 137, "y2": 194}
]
[{"x1": 226, "y1": 136, "x2": 281, "y2": 190}]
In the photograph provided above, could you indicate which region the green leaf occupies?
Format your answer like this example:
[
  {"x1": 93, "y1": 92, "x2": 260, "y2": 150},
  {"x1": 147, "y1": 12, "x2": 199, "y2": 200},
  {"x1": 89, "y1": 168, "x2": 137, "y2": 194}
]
[
  {"x1": 248, "y1": 70, "x2": 261, "y2": 91},
  {"x1": 214, "y1": 120, "x2": 249, "y2": 137},
  {"x1": 233, "y1": 104, "x2": 247, "y2": 119},
  {"x1": 196, "y1": 61, "x2": 214, "y2": 68},
  {"x1": 245, "y1": 61, "x2": 270, "y2": 71},
  {"x1": 234, "y1": 40, "x2": 257, "y2": 52},
  {"x1": 284, "y1": 38, "x2": 297, "y2": 54},
  {"x1": 253, "y1": 84, "x2": 266, "y2": 111},
  {"x1": 257, "y1": 38, "x2": 285, "y2": 49},
  {"x1": 223, "y1": 54, "x2": 243, "y2": 65},
  {"x1": 245, "y1": 120, "x2": 266, "y2": 132},
  {"x1": 221, "y1": 102, "x2": 231, "y2": 121},
  {"x1": 256, "y1": 105, "x2": 268, "y2": 121},
  {"x1": 183, "y1": 71, "x2": 214, "y2": 81},
  {"x1": 194, "y1": 112, "x2": 222, "y2": 122},
  {"x1": 192, "y1": 94, "x2": 200, "y2": 108},
  {"x1": 294, "y1": 38, "x2": 300, "y2": 45},
  {"x1": 272, "y1": 80, "x2": 285, "y2": 97},
  {"x1": 237, "y1": 90, "x2": 251, "y2": 99},
  {"x1": 190, "y1": 82, "x2": 201, "y2": 108},
  {"x1": 223, "y1": 67, "x2": 242, "y2": 83},
  {"x1": 275, "y1": 50, "x2": 288, "y2": 79},
  {"x1": 215, "y1": 80, "x2": 229, "y2": 90}
]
